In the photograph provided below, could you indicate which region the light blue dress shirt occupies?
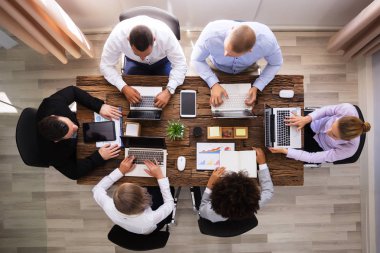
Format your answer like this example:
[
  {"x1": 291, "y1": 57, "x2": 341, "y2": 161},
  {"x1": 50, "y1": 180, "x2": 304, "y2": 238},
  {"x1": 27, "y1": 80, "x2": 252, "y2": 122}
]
[{"x1": 191, "y1": 20, "x2": 283, "y2": 91}]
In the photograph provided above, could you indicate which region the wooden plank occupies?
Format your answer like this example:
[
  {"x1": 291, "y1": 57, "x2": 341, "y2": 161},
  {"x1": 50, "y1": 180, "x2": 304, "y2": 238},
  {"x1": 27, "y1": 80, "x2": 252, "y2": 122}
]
[{"x1": 76, "y1": 75, "x2": 304, "y2": 186}]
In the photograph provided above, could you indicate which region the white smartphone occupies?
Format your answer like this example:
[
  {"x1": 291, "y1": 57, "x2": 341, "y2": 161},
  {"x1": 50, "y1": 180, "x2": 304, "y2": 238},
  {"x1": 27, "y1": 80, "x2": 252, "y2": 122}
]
[{"x1": 180, "y1": 90, "x2": 196, "y2": 118}]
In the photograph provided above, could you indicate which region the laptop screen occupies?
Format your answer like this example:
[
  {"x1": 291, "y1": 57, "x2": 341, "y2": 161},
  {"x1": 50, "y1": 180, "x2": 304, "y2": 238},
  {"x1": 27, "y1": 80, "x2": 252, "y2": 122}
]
[{"x1": 121, "y1": 136, "x2": 166, "y2": 149}]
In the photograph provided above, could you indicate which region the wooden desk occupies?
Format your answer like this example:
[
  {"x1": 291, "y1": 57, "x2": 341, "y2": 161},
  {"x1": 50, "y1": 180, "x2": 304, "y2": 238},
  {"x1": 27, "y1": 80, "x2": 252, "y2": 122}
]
[{"x1": 76, "y1": 75, "x2": 304, "y2": 186}]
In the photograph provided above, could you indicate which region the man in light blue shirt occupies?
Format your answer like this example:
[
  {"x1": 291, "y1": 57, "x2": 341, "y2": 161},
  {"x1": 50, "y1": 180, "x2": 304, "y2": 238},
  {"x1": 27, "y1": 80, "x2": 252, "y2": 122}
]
[{"x1": 191, "y1": 20, "x2": 283, "y2": 107}]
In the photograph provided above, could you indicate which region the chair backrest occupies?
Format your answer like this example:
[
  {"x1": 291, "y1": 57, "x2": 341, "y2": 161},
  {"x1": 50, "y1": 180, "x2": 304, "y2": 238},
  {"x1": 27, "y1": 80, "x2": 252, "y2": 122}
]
[
  {"x1": 198, "y1": 216, "x2": 258, "y2": 237},
  {"x1": 15, "y1": 108, "x2": 48, "y2": 167},
  {"x1": 108, "y1": 225, "x2": 170, "y2": 251},
  {"x1": 119, "y1": 6, "x2": 180, "y2": 40},
  {"x1": 333, "y1": 105, "x2": 366, "y2": 164}
]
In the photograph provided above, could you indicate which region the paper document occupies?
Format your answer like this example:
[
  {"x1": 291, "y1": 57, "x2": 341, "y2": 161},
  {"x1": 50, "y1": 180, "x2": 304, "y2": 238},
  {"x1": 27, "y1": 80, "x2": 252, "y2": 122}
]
[{"x1": 220, "y1": 150, "x2": 257, "y2": 178}]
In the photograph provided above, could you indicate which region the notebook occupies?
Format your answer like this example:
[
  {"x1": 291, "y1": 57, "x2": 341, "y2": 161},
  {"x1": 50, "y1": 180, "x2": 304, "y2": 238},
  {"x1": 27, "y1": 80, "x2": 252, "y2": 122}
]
[{"x1": 220, "y1": 150, "x2": 257, "y2": 178}]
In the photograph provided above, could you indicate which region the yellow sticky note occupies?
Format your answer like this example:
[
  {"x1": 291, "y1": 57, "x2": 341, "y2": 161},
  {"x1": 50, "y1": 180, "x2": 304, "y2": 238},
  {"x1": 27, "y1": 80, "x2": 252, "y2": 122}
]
[
  {"x1": 235, "y1": 128, "x2": 246, "y2": 136},
  {"x1": 209, "y1": 127, "x2": 220, "y2": 137}
]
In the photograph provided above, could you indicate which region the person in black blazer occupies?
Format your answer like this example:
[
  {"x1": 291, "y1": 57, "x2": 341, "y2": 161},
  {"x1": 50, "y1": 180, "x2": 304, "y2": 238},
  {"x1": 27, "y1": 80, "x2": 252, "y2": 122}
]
[{"x1": 36, "y1": 86, "x2": 122, "y2": 180}]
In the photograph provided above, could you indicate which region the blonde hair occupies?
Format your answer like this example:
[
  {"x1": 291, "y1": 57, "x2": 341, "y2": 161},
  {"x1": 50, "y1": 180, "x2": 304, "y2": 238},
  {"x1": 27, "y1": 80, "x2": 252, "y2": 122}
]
[
  {"x1": 229, "y1": 25, "x2": 256, "y2": 53},
  {"x1": 113, "y1": 183, "x2": 152, "y2": 215},
  {"x1": 338, "y1": 116, "x2": 371, "y2": 140}
]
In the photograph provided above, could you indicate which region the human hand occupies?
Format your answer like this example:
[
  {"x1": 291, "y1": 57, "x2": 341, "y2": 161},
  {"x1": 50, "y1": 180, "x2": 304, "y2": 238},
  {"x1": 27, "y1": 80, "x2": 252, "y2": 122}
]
[
  {"x1": 210, "y1": 83, "x2": 228, "y2": 107},
  {"x1": 143, "y1": 159, "x2": 164, "y2": 179},
  {"x1": 245, "y1": 87, "x2": 258, "y2": 107},
  {"x1": 122, "y1": 85, "x2": 141, "y2": 104},
  {"x1": 98, "y1": 144, "x2": 120, "y2": 160},
  {"x1": 118, "y1": 156, "x2": 136, "y2": 174},
  {"x1": 99, "y1": 104, "x2": 122, "y2": 120},
  {"x1": 284, "y1": 114, "x2": 312, "y2": 131},
  {"x1": 252, "y1": 147, "x2": 266, "y2": 165},
  {"x1": 154, "y1": 89, "x2": 171, "y2": 108},
  {"x1": 207, "y1": 167, "x2": 225, "y2": 189},
  {"x1": 268, "y1": 147, "x2": 288, "y2": 155}
]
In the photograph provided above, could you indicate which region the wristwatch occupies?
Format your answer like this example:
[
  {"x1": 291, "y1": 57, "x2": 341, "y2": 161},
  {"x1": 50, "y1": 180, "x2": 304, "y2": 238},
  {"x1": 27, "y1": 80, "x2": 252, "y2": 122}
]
[{"x1": 166, "y1": 86, "x2": 175, "y2": 95}]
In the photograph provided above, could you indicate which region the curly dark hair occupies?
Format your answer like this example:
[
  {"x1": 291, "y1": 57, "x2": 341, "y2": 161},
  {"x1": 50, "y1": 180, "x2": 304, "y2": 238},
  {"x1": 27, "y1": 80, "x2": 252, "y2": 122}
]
[{"x1": 210, "y1": 171, "x2": 261, "y2": 220}]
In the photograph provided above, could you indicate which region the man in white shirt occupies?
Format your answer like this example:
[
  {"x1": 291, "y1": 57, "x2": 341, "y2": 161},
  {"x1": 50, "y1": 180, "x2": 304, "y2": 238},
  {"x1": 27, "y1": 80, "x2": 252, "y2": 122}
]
[
  {"x1": 100, "y1": 16, "x2": 187, "y2": 108},
  {"x1": 92, "y1": 156, "x2": 174, "y2": 234}
]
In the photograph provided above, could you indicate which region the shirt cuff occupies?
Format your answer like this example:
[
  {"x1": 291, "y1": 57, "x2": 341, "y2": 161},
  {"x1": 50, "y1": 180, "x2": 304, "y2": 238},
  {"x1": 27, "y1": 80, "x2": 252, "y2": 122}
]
[
  {"x1": 259, "y1": 163, "x2": 269, "y2": 171},
  {"x1": 206, "y1": 76, "x2": 220, "y2": 88},
  {"x1": 205, "y1": 187, "x2": 212, "y2": 194},
  {"x1": 166, "y1": 82, "x2": 177, "y2": 94},
  {"x1": 110, "y1": 168, "x2": 124, "y2": 182},
  {"x1": 252, "y1": 80, "x2": 265, "y2": 92},
  {"x1": 115, "y1": 79, "x2": 127, "y2": 92},
  {"x1": 286, "y1": 148, "x2": 297, "y2": 159},
  {"x1": 157, "y1": 177, "x2": 170, "y2": 187}
]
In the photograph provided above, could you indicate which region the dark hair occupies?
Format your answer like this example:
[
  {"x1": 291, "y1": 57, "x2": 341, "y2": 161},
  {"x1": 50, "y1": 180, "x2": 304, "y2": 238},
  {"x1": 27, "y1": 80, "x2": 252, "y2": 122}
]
[
  {"x1": 129, "y1": 25, "x2": 154, "y2": 51},
  {"x1": 38, "y1": 115, "x2": 68, "y2": 141},
  {"x1": 211, "y1": 171, "x2": 261, "y2": 220}
]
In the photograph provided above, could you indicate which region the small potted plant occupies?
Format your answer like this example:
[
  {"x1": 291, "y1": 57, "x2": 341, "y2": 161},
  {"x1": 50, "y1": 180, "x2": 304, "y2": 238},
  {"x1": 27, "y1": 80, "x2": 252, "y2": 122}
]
[{"x1": 166, "y1": 120, "x2": 185, "y2": 141}]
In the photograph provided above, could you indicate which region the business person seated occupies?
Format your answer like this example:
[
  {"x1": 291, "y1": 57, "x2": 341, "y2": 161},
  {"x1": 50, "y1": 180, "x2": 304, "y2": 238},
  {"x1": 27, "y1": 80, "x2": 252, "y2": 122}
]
[
  {"x1": 191, "y1": 20, "x2": 283, "y2": 107},
  {"x1": 269, "y1": 103, "x2": 371, "y2": 163},
  {"x1": 100, "y1": 15, "x2": 187, "y2": 108},
  {"x1": 37, "y1": 86, "x2": 121, "y2": 180},
  {"x1": 92, "y1": 156, "x2": 174, "y2": 234},
  {"x1": 199, "y1": 148, "x2": 274, "y2": 223}
]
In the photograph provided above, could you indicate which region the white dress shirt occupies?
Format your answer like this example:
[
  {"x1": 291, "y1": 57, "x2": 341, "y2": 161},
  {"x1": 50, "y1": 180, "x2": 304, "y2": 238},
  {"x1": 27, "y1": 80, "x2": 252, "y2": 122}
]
[
  {"x1": 92, "y1": 168, "x2": 174, "y2": 234},
  {"x1": 199, "y1": 164, "x2": 274, "y2": 223},
  {"x1": 191, "y1": 20, "x2": 283, "y2": 90},
  {"x1": 100, "y1": 15, "x2": 187, "y2": 92}
]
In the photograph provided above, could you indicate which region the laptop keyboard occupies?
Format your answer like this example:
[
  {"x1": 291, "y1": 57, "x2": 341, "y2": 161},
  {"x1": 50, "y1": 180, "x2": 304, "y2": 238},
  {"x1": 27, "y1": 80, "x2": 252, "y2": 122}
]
[
  {"x1": 276, "y1": 110, "x2": 291, "y2": 146},
  {"x1": 212, "y1": 94, "x2": 250, "y2": 110},
  {"x1": 131, "y1": 96, "x2": 156, "y2": 108},
  {"x1": 127, "y1": 149, "x2": 164, "y2": 165}
]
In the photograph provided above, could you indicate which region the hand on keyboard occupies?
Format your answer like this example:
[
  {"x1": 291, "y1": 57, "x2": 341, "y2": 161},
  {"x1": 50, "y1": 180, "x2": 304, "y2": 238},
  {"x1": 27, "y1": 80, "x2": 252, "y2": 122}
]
[
  {"x1": 210, "y1": 83, "x2": 228, "y2": 107},
  {"x1": 122, "y1": 85, "x2": 141, "y2": 104},
  {"x1": 284, "y1": 113, "x2": 312, "y2": 131},
  {"x1": 245, "y1": 87, "x2": 258, "y2": 108},
  {"x1": 118, "y1": 155, "x2": 136, "y2": 174},
  {"x1": 143, "y1": 159, "x2": 164, "y2": 179},
  {"x1": 154, "y1": 89, "x2": 171, "y2": 108}
]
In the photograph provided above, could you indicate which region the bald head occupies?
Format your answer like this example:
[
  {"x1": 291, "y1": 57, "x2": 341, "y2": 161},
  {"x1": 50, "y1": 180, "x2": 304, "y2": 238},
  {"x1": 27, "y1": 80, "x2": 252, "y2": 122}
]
[{"x1": 225, "y1": 25, "x2": 256, "y2": 56}]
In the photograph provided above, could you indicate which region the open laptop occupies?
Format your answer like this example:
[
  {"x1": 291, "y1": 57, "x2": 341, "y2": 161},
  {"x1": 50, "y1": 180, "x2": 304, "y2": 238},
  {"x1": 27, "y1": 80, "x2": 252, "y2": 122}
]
[
  {"x1": 264, "y1": 105, "x2": 302, "y2": 148},
  {"x1": 121, "y1": 136, "x2": 167, "y2": 177},
  {"x1": 127, "y1": 86, "x2": 162, "y2": 120},
  {"x1": 211, "y1": 83, "x2": 255, "y2": 118}
]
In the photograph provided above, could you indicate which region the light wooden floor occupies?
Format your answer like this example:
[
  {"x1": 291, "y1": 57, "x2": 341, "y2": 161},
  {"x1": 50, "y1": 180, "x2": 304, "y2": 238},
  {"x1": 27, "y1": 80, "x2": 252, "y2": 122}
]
[{"x1": 0, "y1": 31, "x2": 361, "y2": 253}]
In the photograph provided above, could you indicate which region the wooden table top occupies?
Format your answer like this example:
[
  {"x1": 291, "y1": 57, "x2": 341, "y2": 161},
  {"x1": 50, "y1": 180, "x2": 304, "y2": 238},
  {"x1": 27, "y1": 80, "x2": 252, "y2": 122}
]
[{"x1": 76, "y1": 74, "x2": 304, "y2": 186}]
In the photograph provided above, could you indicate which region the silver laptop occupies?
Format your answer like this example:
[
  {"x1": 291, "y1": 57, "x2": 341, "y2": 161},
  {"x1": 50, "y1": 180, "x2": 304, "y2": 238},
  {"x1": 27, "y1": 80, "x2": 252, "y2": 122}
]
[
  {"x1": 127, "y1": 86, "x2": 162, "y2": 120},
  {"x1": 121, "y1": 136, "x2": 167, "y2": 177},
  {"x1": 264, "y1": 105, "x2": 302, "y2": 148},
  {"x1": 211, "y1": 83, "x2": 255, "y2": 118}
]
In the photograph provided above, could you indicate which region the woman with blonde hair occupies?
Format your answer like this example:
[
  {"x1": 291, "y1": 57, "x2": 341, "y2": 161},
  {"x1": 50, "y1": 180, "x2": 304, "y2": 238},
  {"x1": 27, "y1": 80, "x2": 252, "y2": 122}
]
[{"x1": 269, "y1": 103, "x2": 371, "y2": 163}]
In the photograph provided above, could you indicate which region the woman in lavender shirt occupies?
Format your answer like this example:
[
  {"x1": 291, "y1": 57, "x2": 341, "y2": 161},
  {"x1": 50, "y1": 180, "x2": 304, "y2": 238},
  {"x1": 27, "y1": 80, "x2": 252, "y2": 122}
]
[{"x1": 269, "y1": 103, "x2": 371, "y2": 164}]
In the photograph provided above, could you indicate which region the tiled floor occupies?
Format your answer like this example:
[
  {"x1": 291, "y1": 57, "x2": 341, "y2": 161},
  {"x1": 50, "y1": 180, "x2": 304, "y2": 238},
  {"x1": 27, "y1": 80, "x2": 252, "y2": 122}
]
[{"x1": 0, "y1": 31, "x2": 361, "y2": 253}]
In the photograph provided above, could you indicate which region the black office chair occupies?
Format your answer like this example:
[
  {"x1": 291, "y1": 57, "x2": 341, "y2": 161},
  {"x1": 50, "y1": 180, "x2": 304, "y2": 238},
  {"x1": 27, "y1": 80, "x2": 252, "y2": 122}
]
[
  {"x1": 15, "y1": 108, "x2": 49, "y2": 167},
  {"x1": 108, "y1": 186, "x2": 181, "y2": 251},
  {"x1": 304, "y1": 105, "x2": 366, "y2": 166},
  {"x1": 119, "y1": 6, "x2": 180, "y2": 40},
  {"x1": 108, "y1": 224, "x2": 170, "y2": 251},
  {"x1": 190, "y1": 187, "x2": 258, "y2": 237}
]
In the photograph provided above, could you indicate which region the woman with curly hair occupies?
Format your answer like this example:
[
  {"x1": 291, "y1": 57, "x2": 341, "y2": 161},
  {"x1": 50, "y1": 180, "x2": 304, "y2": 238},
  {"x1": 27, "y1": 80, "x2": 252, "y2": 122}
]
[{"x1": 199, "y1": 148, "x2": 274, "y2": 222}]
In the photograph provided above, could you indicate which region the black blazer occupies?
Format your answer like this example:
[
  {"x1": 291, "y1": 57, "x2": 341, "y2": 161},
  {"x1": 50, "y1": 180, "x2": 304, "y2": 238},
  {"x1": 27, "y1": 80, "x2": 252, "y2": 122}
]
[{"x1": 36, "y1": 86, "x2": 105, "y2": 180}]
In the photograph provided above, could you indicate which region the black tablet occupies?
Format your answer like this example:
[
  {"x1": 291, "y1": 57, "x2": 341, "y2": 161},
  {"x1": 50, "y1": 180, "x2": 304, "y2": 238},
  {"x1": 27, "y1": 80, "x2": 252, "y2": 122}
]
[{"x1": 83, "y1": 121, "x2": 116, "y2": 143}]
